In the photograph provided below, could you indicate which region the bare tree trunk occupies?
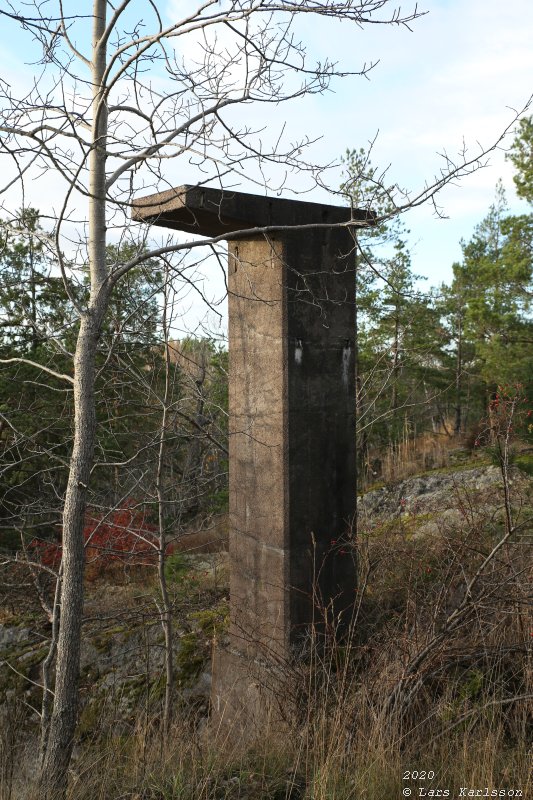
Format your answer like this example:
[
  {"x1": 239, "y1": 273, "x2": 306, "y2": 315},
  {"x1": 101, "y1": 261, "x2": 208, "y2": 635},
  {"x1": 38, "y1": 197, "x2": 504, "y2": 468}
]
[
  {"x1": 40, "y1": 570, "x2": 62, "y2": 766},
  {"x1": 38, "y1": 315, "x2": 101, "y2": 799},
  {"x1": 38, "y1": 3, "x2": 109, "y2": 795},
  {"x1": 391, "y1": 308, "x2": 400, "y2": 414},
  {"x1": 157, "y1": 507, "x2": 174, "y2": 737},
  {"x1": 157, "y1": 270, "x2": 174, "y2": 735}
]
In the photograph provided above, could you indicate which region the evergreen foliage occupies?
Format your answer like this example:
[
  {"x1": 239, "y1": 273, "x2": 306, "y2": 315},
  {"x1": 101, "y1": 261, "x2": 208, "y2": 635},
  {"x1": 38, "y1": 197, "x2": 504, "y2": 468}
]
[
  {"x1": 1, "y1": 121, "x2": 532, "y2": 530},
  {"x1": 342, "y1": 135, "x2": 532, "y2": 485},
  {"x1": 507, "y1": 115, "x2": 533, "y2": 203}
]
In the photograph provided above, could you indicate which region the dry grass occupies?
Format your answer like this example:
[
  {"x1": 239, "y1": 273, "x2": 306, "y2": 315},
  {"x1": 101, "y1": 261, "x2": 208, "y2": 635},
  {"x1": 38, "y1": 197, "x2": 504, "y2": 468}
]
[
  {"x1": 173, "y1": 515, "x2": 229, "y2": 554},
  {"x1": 364, "y1": 427, "x2": 480, "y2": 488},
  {"x1": 20, "y1": 685, "x2": 529, "y2": 800},
  {"x1": 2, "y1": 478, "x2": 531, "y2": 800},
  {"x1": 4, "y1": 698, "x2": 530, "y2": 800}
]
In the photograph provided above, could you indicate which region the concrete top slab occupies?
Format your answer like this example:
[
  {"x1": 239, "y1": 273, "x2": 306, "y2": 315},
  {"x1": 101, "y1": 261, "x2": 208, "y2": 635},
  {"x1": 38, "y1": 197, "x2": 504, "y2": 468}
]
[{"x1": 132, "y1": 184, "x2": 373, "y2": 238}]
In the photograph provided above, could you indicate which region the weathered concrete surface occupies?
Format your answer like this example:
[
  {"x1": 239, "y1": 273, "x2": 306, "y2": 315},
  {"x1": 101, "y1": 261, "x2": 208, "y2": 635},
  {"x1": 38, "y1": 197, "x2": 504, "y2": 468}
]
[
  {"x1": 227, "y1": 237, "x2": 289, "y2": 662},
  {"x1": 132, "y1": 184, "x2": 371, "y2": 237},
  {"x1": 133, "y1": 186, "x2": 362, "y2": 736},
  {"x1": 284, "y1": 228, "x2": 357, "y2": 643}
]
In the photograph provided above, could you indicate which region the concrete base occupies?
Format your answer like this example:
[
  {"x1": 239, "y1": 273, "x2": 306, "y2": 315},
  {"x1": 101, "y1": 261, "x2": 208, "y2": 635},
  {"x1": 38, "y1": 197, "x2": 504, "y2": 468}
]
[{"x1": 210, "y1": 643, "x2": 288, "y2": 744}]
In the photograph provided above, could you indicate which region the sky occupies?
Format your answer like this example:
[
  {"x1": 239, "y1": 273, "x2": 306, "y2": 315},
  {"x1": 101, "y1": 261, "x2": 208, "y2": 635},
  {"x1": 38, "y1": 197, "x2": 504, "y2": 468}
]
[
  {"x1": 166, "y1": 0, "x2": 533, "y2": 330},
  {"x1": 173, "y1": 0, "x2": 531, "y2": 286},
  {"x1": 286, "y1": 0, "x2": 533, "y2": 286},
  {"x1": 0, "y1": 0, "x2": 532, "y2": 335}
]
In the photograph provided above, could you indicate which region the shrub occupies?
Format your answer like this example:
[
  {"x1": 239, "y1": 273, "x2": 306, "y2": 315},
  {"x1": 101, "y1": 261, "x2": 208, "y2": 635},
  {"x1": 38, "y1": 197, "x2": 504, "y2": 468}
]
[{"x1": 28, "y1": 499, "x2": 161, "y2": 578}]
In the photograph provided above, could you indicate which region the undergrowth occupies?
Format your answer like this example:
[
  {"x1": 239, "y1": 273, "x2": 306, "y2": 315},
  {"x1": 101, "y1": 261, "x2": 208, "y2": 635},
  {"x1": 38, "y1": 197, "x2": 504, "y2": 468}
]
[{"x1": 1, "y1": 438, "x2": 531, "y2": 800}]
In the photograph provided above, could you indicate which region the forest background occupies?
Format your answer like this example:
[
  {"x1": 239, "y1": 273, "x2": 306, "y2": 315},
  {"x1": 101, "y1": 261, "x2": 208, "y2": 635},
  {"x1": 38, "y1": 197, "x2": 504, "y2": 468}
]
[{"x1": 2, "y1": 119, "x2": 532, "y2": 525}]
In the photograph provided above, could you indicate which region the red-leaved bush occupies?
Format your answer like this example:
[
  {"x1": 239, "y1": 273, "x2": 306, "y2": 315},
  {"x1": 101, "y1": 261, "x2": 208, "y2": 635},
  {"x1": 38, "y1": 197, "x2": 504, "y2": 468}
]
[{"x1": 29, "y1": 499, "x2": 161, "y2": 580}]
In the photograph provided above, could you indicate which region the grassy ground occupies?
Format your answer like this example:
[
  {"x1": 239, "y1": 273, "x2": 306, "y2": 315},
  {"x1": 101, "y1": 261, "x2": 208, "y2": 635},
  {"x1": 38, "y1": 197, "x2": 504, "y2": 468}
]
[{"x1": 1, "y1": 467, "x2": 532, "y2": 800}]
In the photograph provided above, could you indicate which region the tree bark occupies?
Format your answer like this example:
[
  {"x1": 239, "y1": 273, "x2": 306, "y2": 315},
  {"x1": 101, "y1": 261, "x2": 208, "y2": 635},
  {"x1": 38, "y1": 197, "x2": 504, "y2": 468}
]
[
  {"x1": 157, "y1": 272, "x2": 174, "y2": 735},
  {"x1": 39, "y1": 570, "x2": 61, "y2": 766},
  {"x1": 38, "y1": 2, "x2": 109, "y2": 796},
  {"x1": 38, "y1": 314, "x2": 101, "y2": 799}
]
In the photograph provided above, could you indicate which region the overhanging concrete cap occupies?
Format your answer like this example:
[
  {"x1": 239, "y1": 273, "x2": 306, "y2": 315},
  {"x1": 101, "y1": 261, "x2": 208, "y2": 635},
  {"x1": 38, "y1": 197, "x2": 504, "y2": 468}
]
[{"x1": 132, "y1": 184, "x2": 374, "y2": 238}]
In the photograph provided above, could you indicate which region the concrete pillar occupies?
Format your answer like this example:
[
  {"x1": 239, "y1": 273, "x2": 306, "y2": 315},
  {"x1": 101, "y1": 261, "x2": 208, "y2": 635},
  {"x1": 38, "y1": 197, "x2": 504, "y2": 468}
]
[{"x1": 132, "y1": 186, "x2": 369, "y2": 735}]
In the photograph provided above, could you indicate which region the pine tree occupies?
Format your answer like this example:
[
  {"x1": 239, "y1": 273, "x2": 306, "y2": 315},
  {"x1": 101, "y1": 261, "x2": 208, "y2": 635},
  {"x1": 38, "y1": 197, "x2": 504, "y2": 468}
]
[
  {"x1": 507, "y1": 115, "x2": 533, "y2": 203},
  {"x1": 457, "y1": 183, "x2": 532, "y2": 392}
]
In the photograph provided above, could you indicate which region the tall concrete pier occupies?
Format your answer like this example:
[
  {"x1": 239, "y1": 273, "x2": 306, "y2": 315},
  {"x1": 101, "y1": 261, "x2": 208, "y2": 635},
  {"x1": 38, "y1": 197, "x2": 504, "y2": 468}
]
[{"x1": 133, "y1": 186, "x2": 369, "y2": 734}]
